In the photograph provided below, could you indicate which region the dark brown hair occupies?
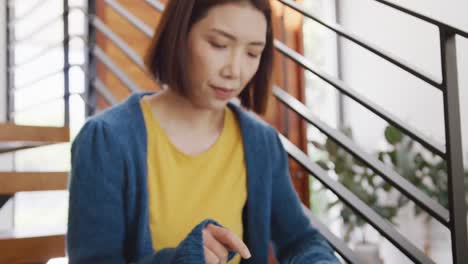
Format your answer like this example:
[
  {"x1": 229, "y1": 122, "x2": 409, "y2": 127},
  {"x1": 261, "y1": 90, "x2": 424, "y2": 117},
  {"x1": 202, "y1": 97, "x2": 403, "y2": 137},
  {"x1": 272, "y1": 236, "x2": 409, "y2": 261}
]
[{"x1": 144, "y1": 0, "x2": 274, "y2": 114}]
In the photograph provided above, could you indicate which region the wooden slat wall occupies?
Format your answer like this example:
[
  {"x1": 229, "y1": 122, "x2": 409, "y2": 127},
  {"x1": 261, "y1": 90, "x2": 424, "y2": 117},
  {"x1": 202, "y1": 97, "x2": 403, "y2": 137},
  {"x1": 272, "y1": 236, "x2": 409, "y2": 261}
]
[
  {"x1": 267, "y1": 2, "x2": 308, "y2": 263},
  {"x1": 96, "y1": 0, "x2": 162, "y2": 105},
  {"x1": 268, "y1": 1, "x2": 309, "y2": 205}
]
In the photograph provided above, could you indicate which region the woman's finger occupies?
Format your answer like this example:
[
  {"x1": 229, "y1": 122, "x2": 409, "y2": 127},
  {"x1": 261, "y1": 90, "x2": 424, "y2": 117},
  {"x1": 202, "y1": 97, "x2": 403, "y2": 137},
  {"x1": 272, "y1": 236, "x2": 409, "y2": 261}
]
[
  {"x1": 203, "y1": 229, "x2": 229, "y2": 263},
  {"x1": 205, "y1": 224, "x2": 251, "y2": 259},
  {"x1": 204, "y1": 245, "x2": 220, "y2": 264}
]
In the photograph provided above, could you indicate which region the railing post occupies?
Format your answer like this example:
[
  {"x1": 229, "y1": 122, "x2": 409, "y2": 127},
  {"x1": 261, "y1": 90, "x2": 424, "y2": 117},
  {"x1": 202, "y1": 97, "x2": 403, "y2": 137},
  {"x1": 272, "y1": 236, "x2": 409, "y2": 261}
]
[
  {"x1": 279, "y1": 5, "x2": 290, "y2": 138},
  {"x1": 6, "y1": 0, "x2": 14, "y2": 122},
  {"x1": 440, "y1": 28, "x2": 468, "y2": 264},
  {"x1": 85, "y1": 0, "x2": 97, "y2": 117},
  {"x1": 63, "y1": 0, "x2": 70, "y2": 125}
]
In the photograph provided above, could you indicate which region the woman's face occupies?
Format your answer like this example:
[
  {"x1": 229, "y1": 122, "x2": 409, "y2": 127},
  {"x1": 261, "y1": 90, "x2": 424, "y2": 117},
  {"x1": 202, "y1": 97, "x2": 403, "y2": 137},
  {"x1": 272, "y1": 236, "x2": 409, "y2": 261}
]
[{"x1": 185, "y1": 2, "x2": 267, "y2": 111}]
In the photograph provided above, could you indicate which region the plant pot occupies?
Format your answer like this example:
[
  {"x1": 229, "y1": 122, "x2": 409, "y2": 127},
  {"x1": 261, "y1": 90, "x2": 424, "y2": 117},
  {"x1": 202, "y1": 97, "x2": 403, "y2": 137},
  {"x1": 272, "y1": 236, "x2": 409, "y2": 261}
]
[{"x1": 354, "y1": 242, "x2": 383, "y2": 264}]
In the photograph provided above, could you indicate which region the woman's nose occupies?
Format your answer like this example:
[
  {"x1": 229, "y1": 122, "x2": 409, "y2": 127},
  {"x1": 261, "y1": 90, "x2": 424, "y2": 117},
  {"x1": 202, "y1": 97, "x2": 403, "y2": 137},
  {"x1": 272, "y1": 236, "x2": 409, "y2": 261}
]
[{"x1": 221, "y1": 51, "x2": 242, "y2": 80}]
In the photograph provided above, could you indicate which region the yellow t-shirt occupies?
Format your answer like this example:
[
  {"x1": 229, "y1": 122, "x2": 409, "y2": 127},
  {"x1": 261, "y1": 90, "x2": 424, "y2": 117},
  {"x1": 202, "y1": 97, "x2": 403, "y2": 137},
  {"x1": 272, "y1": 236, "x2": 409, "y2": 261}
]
[{"x1": 140, "y1": 98, "x2": 247, "y2": 264}]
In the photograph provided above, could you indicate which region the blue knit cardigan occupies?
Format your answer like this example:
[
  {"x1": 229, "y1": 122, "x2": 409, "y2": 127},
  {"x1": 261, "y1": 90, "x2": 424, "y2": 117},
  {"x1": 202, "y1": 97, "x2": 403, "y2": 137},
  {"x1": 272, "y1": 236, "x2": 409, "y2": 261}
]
[{"x1": 67, "y1": 92, "x2": 340, "y2": 264}]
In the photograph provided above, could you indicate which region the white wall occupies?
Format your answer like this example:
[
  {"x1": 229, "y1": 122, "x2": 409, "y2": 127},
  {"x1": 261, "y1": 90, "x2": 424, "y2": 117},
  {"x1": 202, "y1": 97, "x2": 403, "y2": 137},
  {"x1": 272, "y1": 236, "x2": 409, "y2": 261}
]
[
  {"x1": 339, "y1": 0, "x2": 468, "y2": 162},
  {"x1": 337, "y1": 0, "x2": 468, "y2": 263}
]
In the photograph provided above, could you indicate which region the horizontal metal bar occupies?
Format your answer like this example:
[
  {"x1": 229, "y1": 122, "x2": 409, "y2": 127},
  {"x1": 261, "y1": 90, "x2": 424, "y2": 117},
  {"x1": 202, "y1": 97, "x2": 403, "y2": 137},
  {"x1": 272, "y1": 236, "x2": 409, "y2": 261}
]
[
  {"x1": 143, "y1": 0, "x2": 164, "y2": 12},
  {"x1": 93, "y1": 78, "x2": 119, "y2": 106},
  {"x1": 12, "y1": 64, "x2": 83, "y2": 91},
  {"x1": 273, "y1": 85, "x2": 450, "y2": 226},
  {"x1": 373, "y1": 0, "x2": 468, "y2": 39},
  {"x1": 92, "y1": 46, "x2": 142, "y2": 93},
  {"x1": 104, "y1": 0, "x2": 153, "y2": 37},
  {"x1": 91, "y1": 16, "x2": 144, "y2": 68},
  {"x1": 274, "y1": 40, "x2": 446, "y2": 157},
  {"x1": 279, "y1": 134, "x2": 436, "y2": 264},
  {"x1": 277, "y1": 0, "x2": 443, "y2": 89},
  {"x1": 301, "y1": 205, "x2": 362, "y2": 263},
  {"x1": 9, "y1": 0, "x2": 51, "y2": 26},
  {"x1": 12, "y1": 35, "x2": 83, "y2": 68}
]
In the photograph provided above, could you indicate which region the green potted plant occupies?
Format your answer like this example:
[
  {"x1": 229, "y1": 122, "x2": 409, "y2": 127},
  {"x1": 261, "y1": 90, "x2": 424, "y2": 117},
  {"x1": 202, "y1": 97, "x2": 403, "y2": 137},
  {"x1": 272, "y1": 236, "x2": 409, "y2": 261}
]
[{"x1": 311, "y1": 125, "x2": 468, "y2": 260}]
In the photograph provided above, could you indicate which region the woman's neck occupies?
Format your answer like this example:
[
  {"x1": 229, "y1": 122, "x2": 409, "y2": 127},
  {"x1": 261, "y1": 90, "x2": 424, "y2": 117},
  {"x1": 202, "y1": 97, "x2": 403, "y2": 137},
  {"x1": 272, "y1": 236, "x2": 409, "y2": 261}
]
[{"x1": 146, "y1": 89, "x2": 225, "y2": 135}]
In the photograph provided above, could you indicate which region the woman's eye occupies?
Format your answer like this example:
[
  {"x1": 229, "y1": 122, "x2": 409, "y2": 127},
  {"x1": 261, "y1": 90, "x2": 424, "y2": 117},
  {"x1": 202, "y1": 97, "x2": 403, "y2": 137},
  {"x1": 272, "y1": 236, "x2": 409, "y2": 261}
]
[
  {"x1": 210, "y1": 42, "x2": 227, "y2": 49},
  {"x1": 248, "y1": 53, "x2": 260, "y2": 59}
]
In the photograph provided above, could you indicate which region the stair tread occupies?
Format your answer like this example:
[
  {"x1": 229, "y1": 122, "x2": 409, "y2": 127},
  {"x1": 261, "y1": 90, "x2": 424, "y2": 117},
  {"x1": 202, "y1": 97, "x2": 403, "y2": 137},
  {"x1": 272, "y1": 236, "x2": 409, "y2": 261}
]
[
  {"x1": 0, "y1": 123, "x2": 70, "y2": 153},
  {"x1": 0, "y1": 227, "x2": 66, "y2": 240},
  {"x1": 0, "y1": 172, "x2": 69, "y2": 194},
  {"x1": 0, "y1": 228, "x2": 66, "y2": 263}
]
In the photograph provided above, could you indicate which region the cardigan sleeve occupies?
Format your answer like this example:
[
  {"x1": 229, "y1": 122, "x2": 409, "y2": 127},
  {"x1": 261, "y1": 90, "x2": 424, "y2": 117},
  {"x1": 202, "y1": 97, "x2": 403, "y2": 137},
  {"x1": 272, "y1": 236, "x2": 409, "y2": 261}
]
[
  {"x1": 268, "y1": 129, "x2": 341, "y2": 264},
  {"x1": 67, "y1": 119, "x2": 236, "y2": 264},
  {"x1": 67, "y1": 119, "x2": 129, "y2": 263}
]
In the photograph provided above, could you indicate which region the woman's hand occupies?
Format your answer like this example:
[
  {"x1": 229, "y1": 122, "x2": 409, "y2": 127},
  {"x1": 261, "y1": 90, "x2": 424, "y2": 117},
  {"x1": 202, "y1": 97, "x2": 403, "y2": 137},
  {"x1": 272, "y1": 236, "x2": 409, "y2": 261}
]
[{"x1": 202, "y1": 223, "x2": 251, "y2": 264}]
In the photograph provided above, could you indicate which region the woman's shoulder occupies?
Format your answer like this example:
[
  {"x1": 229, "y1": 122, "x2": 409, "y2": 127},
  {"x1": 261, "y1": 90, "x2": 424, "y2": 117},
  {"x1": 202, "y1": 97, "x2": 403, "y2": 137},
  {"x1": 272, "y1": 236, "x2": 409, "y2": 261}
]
[{"x1": 75, "y1": 93, "x2": 146, "y2": 146}]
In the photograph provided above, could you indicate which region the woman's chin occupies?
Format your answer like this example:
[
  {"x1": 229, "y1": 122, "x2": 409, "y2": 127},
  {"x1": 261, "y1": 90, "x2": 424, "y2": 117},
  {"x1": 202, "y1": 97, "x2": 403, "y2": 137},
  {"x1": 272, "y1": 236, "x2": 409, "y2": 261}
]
[{"x1": 204, "y1": 98, "x2": 229, "y2": 111}]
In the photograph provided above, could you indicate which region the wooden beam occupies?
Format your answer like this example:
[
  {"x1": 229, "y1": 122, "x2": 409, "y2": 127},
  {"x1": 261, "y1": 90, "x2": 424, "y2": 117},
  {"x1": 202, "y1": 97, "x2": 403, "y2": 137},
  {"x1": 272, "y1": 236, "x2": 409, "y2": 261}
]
[
  {"x1": 0, "y1": 124, "x2": 69, "y2": 153},
  {"x1": 0, "y1": 172, "x2": 68, "y2": 194},
  {"x1": 0, "y1": 234, "x2": 65, "y2": 264}
]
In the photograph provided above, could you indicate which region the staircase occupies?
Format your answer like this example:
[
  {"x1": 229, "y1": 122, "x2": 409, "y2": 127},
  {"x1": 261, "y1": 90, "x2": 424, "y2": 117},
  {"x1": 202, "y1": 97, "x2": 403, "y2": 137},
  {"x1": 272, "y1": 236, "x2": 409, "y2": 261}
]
[{"x1": 0, "y1": 124, "x2": 70, "y2": 263}]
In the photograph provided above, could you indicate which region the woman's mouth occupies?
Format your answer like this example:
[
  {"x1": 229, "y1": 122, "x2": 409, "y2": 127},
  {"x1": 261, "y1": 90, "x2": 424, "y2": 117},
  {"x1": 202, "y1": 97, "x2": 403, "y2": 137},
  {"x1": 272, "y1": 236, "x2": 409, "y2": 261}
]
[{"x1": 211, "y1": 85, "x2": 235, "y2": 100}]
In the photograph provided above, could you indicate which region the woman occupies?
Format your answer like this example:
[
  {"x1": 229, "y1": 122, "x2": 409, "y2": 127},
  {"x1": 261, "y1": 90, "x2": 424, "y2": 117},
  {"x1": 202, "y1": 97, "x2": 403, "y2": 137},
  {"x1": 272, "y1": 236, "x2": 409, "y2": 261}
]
[{"x1": 67, "y1": 0, "x2": 340, "y2": 263}]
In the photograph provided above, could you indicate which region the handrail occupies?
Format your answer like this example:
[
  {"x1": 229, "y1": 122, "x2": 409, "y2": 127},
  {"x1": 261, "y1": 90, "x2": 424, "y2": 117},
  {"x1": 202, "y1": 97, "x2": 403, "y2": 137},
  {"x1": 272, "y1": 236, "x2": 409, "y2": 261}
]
[
  {"x1": 280, "y1": 134, "x2": 436, "y2": 264},
  {"x1": 273, "y1": 85, "x2": 450, "y2": 226},
  {"x1": 302, "y1": 205, "x2": 362, "y2": 263},
  {"x1": 274, "y1": 40, "x2": 446, "y2": 157},
  {"x1": 277, "y1": 0, "x2": 443, "y2": 89}
]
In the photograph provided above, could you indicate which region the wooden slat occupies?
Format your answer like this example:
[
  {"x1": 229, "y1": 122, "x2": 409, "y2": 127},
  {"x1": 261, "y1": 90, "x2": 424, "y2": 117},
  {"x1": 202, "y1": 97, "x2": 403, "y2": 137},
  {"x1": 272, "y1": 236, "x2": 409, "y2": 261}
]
[
  {"x1": 0, "y1": 234, "x2": 65, "y2": 264},
  {"x1": 0, "y1": 124, "x2": 70, "y2": 153},
  {"x1": 0, "y1": 172, "x2": 69, "y2": 194},
  {"x1": 0, "y1": 124, "x2": 70, "y2": 142}
]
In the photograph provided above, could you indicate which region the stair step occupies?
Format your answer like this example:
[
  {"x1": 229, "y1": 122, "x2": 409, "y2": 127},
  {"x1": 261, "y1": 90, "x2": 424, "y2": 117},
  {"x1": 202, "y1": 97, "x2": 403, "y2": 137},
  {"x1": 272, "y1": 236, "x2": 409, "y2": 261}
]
[
  {"x1": 0, "y1": 172, "x2": 69, "y2": 195},
  {"x1": 0, "y1": 124, "x2": 70, "y2": 154},
  {"x1": 0, "y1": 228, "x2": 65, "y2": 264}
]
